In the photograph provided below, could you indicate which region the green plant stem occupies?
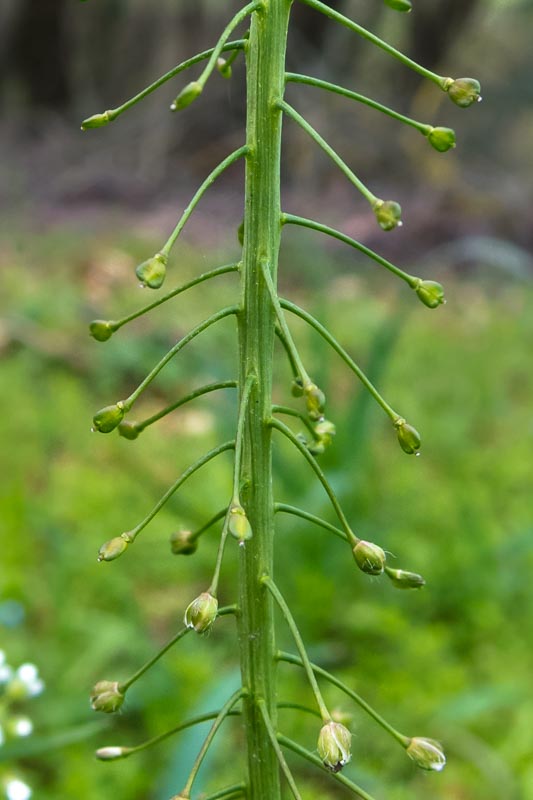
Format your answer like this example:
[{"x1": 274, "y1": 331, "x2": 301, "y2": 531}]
[
  {"x1": 278, "y1": 735, "x2": 377, "y2": 800},
  {"x1": 279, "y1": 298, "x2": 400, "y2": 421},
  {"x1": 160, "y1": 149, "x2": 248, "y2": 258},
  {"x1": 118, "y1": 606, "x2": 238, "y2": 693},
  {"x1": 136, "y1": 381, "x2": 237, "y2": 434},
  {"x1": 190, "y1": 508, "x2": 228, "y2": 544},
  {"x1": 298, "y1": 0, "x2": 448, "y2": 89},
  {"x1": 261, "y1": 576, "x2": 331, "y2": 723},
  {"x1": 232, "y1": 374, "x2": 257, "y2": 501},
  {"x1": 182, "y1": 689, "x2": 244, "y2": 797},
  {"x1": 277, "y1": 651, "x2": 409, "y2": 747},
  {"x1": 125, "y1": 441, "x2": 235, "y2": 543},
  {"x1": 275, "y1": 326, "x2": 299, "y2": 379},
  {"x1": 85, "y1": 41, "x2": 246, "y2": 124},
  {"x1": 274, "y1": 503, "x2": 348, "y2": 543},
  {"x1": 259, "y1": 260, "x2": 311, "y2": 385},
  {"x1": 277, "y1": 702, "x2": 321, "y2": 718},
  {"x1": 257, "y1": 700, "x2": 303, "y2": 800},
  {"x1": 270, "y1": 418, "x2": 357, "y2": 544},
  {"x1": 282, "y1": 213, "x2": 418, "y2": 287},
  {"x1": 285, "y1": 72, "x2": 431, "y2": 134},
  {"x1": 202, "y1": 785, "x2": 247, "y2": 800},
  {"x1": 123, "y1": 306, "x2": 239, "y2": 410},
  {"x1": 271, "y1": 405, "x2": 317, "y2": 438},
  {"x1": 112, "y1": 265, "x2": 240, "y2": 332},
  {"x1": 279, "y1": 100, "x2": 378, "y2": 207}
]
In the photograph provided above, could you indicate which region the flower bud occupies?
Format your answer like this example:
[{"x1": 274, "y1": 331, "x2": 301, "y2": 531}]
[
  {"x1": 90, "y1": 680, "x2": 125, "y2": 713},
  {"x1": 427, "y1": 127, "x2": 456, "y2": 153},
  {"x1": 92, "y1": 402, "x2": 125, "y2": 433},
  {"x1": 216, "y1": 57, "x2": 232, "y2": 79},
  {"x1": 291, "y1": 377, "x2": 304, "y2": 397},
  {"x1": 184, "y1": 592, "x2": 218, "y2": 633},
  {"x1": 373, "y1": 200, "x2": 403, "y2": 232},
  {"x1": 170, "y1": 81, "x2": 203, "y2": 111},
  {"x1": 118, "y1": 420, "x2": 140, "y2": 440},
  {"x1": 170, "y1": 529, "x2": 198, "y2": 555},
  {"x1": 385, "y1": 567, "x2": 425, "y2": 589},
  {"x1": 383, "y1": 0, "x2": 412, "y2": 11},
  {"x1": 414, "y1": 279, "x2": 445, "y2": 308},
  {"x1": 406, "y1": 737, "x2": 446, "y2": 771},
  {"x1": 307, "y1": 440, "x2": 326, "y2": 456},
  {"x1": 445, "y1": 77, "x2": 481, "y2": 108},
  {"x1": 81, "y1": 111, "x2": 111, "y2": 130},
  {"x1": 304, "y1": 382, "x2": 326, "y2": 421},
  {"x1": 97, "y1": 536, "x2": 129, "y2": 562},
  {"x1": 314, "y1": 418, "x2": 336, "y2": 446},
  {"x1": 353, "y1": 540, "x2": 386, "y2": 575},
  {"x1": 317, "y1": 721, "x2": 352, "y2": 773},
  {"x1": 228, "y1": 505, "x2": 253, "y2": 543},
  {"x1": 394, "y1": 419, "x2": 421, "y2": 455},
  {"x1": 135, "y1": 253, "x2": 167, "y2": 289},
  {"x1": 95, "y1": 746, "x2": 126, "y2": 761},
  {"x1": 89, "y1": 320, "x2": 115, "y2": 342}
]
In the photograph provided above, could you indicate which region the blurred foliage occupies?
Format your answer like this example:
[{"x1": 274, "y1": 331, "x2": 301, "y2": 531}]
[{"x1": 0, "y1": 222, "x2": 532, "y2": 799}]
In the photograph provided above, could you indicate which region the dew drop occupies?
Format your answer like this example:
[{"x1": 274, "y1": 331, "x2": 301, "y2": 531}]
[
  {"x1": 398, "y1": 220, "x2": 404, "y2": 227},
  {"x1": 415, "y1": 452, "x2": 421, "y2": 457},
  {"x1": 138, "y1": 282, "x2": 146, "y2": 289},
  {"x1": 90, "y1": 426, "x2": 96, "y2": 433},
  {"x1": 170, "y1": 103, "x2": 177, "y2": 111},
  {"x1": 477, "y1": 96, "x2": 483, "y2": 103}
]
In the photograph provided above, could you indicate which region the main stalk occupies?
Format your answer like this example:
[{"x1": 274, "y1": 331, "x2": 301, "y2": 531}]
[{"x1": 237, "y1": 1, "x2": 291, "y2": 798}]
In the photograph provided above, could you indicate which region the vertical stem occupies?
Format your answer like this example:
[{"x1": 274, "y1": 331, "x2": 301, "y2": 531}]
[{"x1": 238, "y1": 2, "x2": 291, "y2": 799}]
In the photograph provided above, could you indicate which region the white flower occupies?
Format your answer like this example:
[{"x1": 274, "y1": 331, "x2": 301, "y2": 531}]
[
  {"x1": 13, "y1": 718, "x2": 33, "y2": 738},
  {"x1": 5, "y1": 778, "x2": 32, "y2": 800},
  {"x1": 15, "y1": 665, "x2": 44, "y2": 697}
]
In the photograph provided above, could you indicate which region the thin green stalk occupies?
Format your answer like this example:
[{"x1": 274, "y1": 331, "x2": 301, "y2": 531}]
[
  {"x1": 279, "y1": 298, "x2": 400, "y2": 421},
  {"x1": 279, "y1": 100, "x2": 378, "y2": 207},
  {"x1": 160, "y1": 148, "x2": 248, "y2": 258},
  {"x1": 232, "y1": 374, "x2": 257, "y2": 501},
  {"x1": 82, "y1": 41, "x2": 246, "y2": 126},
  {"x1": 277, "y1": 651, "x2": 409, "y2": 747},
  {"x1": 282, "y1": 213, "x2": 418, "y2": 287},
  {"x1": 270, "y1": 418, "x2": 357, "y2": 544},
  {"x1": 125, "y1": 441, "x2": 235, "y2": 543},
  {"x1": 123, "y1": 306, "x2": 239, "y2": 410},
  {"x1": 257, "y1": 699, "x2": 303, "y2": 800},
  {"x1": 277, "y1": 702, "x2": 321, "y2": 718},
  {"x1": 190, "y1": 508, "x2": 228, "y2": 544},
  {"x1": 298, "y1": 0, "x2": 448, "y2": 89},
  {"x1": 271, "y1": 405, "x2": 317, "y2": 438},
  {"x1": 261, "y1": 576, "x2": 331, "y2": 723},
  {"x1": 274, "y1": 503, "x2": 348, "y2": 543},
  {"x1": 202, "y1": 785, "x2": 247, "y2": 800},
  {"x1": 278, "y1": 735, "x2": 377, "y2": 800},
  {"x1": 181, "y1": 689, "x2": 244, "y2": 797},
  {"x1": 275, "y1": 326, "x2": 299, "y2": 379},
  {"x1": 136, "y1": 381, "x2": 237, "y2": 434},
  {"x1": 285, "y1": 72, "x2": 431, "y2": 134}
]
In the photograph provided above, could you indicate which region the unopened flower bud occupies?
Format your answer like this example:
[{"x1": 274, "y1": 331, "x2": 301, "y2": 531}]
[
  {"x1": 81, "y1": 111, "x2": 111, "y2": 130},
  {"x1": 92, "y1": 402, "x2": 125, "y2": 433},
  {"x1": 427, "y1": 127, "x2": 456, "y2": 153},
  {"x1": 406, "y1": 737, "x2": 446, "y2": 771},
  {"x1": 170, "y1": 529, "x2": 198, "y2": 555},
  {"x1": 445, "y1": 77, "x2": 481, "y2": 108},
  {"x1": 414, "y1": 279, "x2": 445, "y2": 308},
  {"x1": 135, "y1": 253, "x2": 167, "y2": 289},
  {"x1": 216, "y1": 57, "x2": 232, "y2": 79},
  {"x1": 96, "y1": 746, "x2": 126, "y2": 761},
  {"x1": 170, "y1": 81, "x2": 203, "y2": 111},
  {"x1": 118, "y1": 421, "x2": 140, "y2": 440},
  {"x1": 395, "y1": 419, "x2": 421, "y2": 455},
  {"x1": 317, "y1": 721, "x2": 352, "y2": 773},
  {"x1": 90, "y1": 680, "x2": 125, "y2": 713},
  {"x1": 89, "y1": 320, "x2": 115, "y2": 342},
  {"x1": 314, "y1": 418, "x2": 336, "y2": 446},
  {"x1": 304, "y1": 382, "x2": 326, "y2": 421},
  {"x1": 291, "y1": 377, "x2": 304, "y2": 397},
  {"x1": 308, "y1": 440, "x2": 326, "y2": 456},
  {"x1": 97, "y1": 536, "x2": 129, "y2": 562},
  {"x1": 353, "y1": 540, "x2": 386, "y2": 575},
  {"x1": 385, "y1": 567, "x2": 425, "y2": 589},
  {"x1": 383, "y1": 0, "x2": 412, "y2": 11},
  {"x1": 184, "y1": 592, "x2": 218, "y2": 633},
  {"x1": 228, "y1": 505, "x2": 253, "y2": 543},
  {"x1": 373, "y1": 199, "x2": 403, "y2": 232}
]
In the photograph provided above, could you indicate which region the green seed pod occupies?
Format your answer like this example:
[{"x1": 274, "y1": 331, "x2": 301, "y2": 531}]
[
  {"x1": 406, "y1": 737, "x2": 446, "y2": 771},
  {"x1": 92, "y1": 402, "x2": 125, "y2": 433},
  {"x1": 170, "y1": 81, "x2": 203, "y2": 112},
  {"x1": 414, "y1": 279, "x2": 445, "y2": 309},
  {"x1": 228, "y1": 505, "x2": 253, "y2": 543},
  {"x1": 385, "y1": 567, "x2": 425, "y2": 589},
  {"x1": 427, "y1": 127, "x2": 456, "y2": 153},
  {"x1": 291, "y1": 377, "x2": 304, "y2": 397},
  {"x1": 237, "y1": 220, "x2": 245, "y2": 245},
  {"x1": 89, "y1": 319, "x2": 115, "y2": 342},
  {"x1": 216, "y1": 57, "x2": 232, "y2": 79},
  {"x1": 184, "y1": 592, "x2": 218, "y2": 633},
  {"x1": 81, "y1": 111, "x2": 111, "y2": 130},
  {"x1": 317, "y1": 721, "x2": 352, "y2": 773},
  {"x1": 135, "y1": 253, "x2": 167, "y2": 290},
  {"x1": 373, "y1": 199, "x2": 403, "y2": 232},
  {"x1": 95, "y1": 747, "x2": 126, "y2": 761},
  {"x1": 383, "y1": 0, "x2": 412, "y2": 11},
  {"x1": 353, "y1": 540, "x2": 386, "y2": 575},
  {"x1": 170, "y1": 529, "x2": 198, "y2": 555},
  {"x1": 446, "y1": 77, "x2": 481, "y2": 108},
  {"x1": 304, "y1": 382, "x2": 326, "y2": 421},
  {"x1": 395, "y1": 419, "x2": 421, "y2": 455},
  {"x1": 90, "y1": 680, "x2": 125, "y2": 713},
  {"x1": 97, "y1": 536, "x2": 129, "y2": 562},
  {"x1": 118, "y1": 421, "x2": 140, "y2": 440}
]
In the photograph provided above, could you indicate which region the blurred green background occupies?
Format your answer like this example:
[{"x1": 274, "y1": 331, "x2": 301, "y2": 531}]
[{"x1": 1, "y1": 0, "x2": 532, "y2": 798}]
